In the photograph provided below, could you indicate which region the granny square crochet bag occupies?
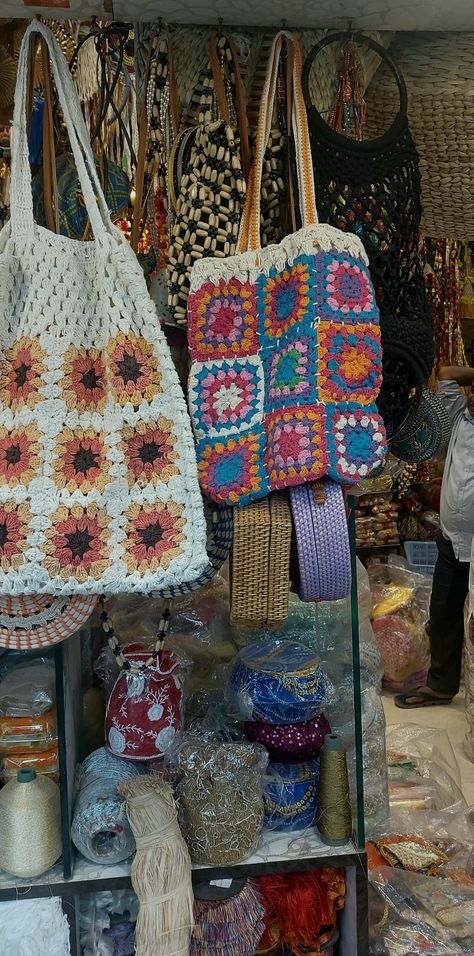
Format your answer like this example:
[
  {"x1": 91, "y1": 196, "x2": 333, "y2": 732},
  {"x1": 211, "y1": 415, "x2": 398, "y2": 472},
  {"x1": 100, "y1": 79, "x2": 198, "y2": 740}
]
[
  {"x1": 0, "y1": 22, "x2": 207, "y2": 596},
  {"x1": 187, "y1": 32, "x2": 387, "y2": 507}
]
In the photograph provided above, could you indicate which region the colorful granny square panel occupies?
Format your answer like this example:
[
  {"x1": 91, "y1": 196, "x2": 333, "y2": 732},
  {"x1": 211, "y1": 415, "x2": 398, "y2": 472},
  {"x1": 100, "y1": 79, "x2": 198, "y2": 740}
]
[
  {"x1": 262, "y1": 331, "x2": 318, "y2": 411},
  {"x1": 314, "y1": 252, "x2": 379, "y2": 324},
  {"x1": 196, "y1": 430, "x2": 269, "y2": 505},
  {"x1": 318, "y1": 323, "x2": 382, "y2": 404},
  {"x1": 257, "y1": 256, "x2": 314, "y2": 342},
  {"x1": 326, "y1": 404, "x2": 387, "y2": 482},
  {"x1": 189, "y1": 356, "x2": 264, "y2": 439},
  {"x1": 187, "y1": 278, "x2": 258, "y2": 360},
  {"x1": 265, "y1": 406, "x2": 328, "y2": 489},
  {"x1": 188, "y1": 239, "x2": 386, "y2": 505}
]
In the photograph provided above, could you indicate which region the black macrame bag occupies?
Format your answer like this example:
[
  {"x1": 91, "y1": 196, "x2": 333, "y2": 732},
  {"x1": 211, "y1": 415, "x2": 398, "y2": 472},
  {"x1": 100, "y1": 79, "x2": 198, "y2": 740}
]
[{"x1": 302, "y1": 33, "x2": 433, "y2": 436}]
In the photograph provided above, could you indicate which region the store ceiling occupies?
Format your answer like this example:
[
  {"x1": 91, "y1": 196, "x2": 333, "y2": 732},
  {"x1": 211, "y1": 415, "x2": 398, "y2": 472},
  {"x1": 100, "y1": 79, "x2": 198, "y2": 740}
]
[{"x1": 2, "y1": 0, "x2": 474, "y2": 29}]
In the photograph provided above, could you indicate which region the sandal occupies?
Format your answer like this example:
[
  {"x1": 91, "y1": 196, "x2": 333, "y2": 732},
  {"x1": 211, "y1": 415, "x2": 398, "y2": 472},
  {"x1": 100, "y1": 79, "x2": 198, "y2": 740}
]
[{"x1": 394, "y1": 689, "x2": 453, "y2": 709}]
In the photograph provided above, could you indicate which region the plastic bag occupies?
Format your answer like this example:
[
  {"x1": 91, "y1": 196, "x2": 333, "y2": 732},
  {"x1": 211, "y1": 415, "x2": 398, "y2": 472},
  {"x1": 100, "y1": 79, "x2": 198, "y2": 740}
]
[
  {"x1": 370, "y1": 866, "x2": 474, "y2": 955},
  {"x1": 369, "y1": 561, "x2": 431, "y2": 691},
  {"x1": 0, "y1": 709, "x2": 57, "y2": 753},
  {"x1": 0, "y1": 659, "x2": 55, "y2": 717},
  {"x1": 386, "y1": 724, "x2": 465, "y2": 816},
  {"x1": 167, "y1": 734, "x2": 268, "y2": 865},
  {"x1": 1, "y1": 745, "x2": 59, "y2": 783}
]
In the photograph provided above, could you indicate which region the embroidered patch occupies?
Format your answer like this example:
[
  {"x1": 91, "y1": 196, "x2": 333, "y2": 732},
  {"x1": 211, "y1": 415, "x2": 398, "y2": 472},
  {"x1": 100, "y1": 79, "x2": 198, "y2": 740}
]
[
  {"x1": 318, "y1": 323, "x2": 382, "y2": 404},
  {"x1": 263, "y1": 332, "x2": 317, "y2": 410},
  {"x1": 108, "y1": 330, "x2": 162, "y2": 407},
  {"x1": 52, "y1": 426, "x2": 111, "y2": 493},
  {"x1": 314, "y1": 252, "x2": 379, "y2": 324},
  {"x1": 189, "y1": 356, "x2": 264, "y2": 438},
  {"x1": 42, "y1": 504, "x2": 112, "y2": 583},
  {"x1": 265, "y1": 406, "x2": 328, "y2": 489},
  {"x1": 120, "y1": 418, "x2": 180, "y2": 487},
  {"x1": 123, "y1": 499, "x2": 186, "y2": 574},
  {"x1": 0, "y1": 337, "x2": 46, "y2": 411},
  {"x1": 258, "y1": 257, "x2": 313, "y2": 341},
  {"x1": 188, "y1": 278, "x2": 258, "y2": 360},
  {"x1": 0, "y1": 424, "x2": 41, "y2": 487},
  {"x1": 327, "y1": 404, "x2": 387, "y2": 483},
  {"x1": 0, "y1": 500, "x2": 31, "y2": 571},
  {"x1": 60, "y1": 345, "x2": 107, "y2": 413},
  {"x1": 196, "y1": 431, "x2": 269, "y2": 505}
]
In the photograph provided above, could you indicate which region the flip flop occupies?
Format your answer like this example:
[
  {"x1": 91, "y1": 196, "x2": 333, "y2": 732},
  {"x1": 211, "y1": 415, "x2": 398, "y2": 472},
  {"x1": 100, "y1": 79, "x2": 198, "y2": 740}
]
[{"x1": 394, "y1": 689, "x2": 453, "y2": 709}]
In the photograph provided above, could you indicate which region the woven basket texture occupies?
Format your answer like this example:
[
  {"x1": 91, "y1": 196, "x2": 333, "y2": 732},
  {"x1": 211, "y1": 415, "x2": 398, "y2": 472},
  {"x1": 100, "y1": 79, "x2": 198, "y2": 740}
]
[
  {"x1": 365, "y1": 32, "x2": 474, "y2": 240},
  {"x1": 230, "y1": 493, "x2": 291, "y2": 630}
]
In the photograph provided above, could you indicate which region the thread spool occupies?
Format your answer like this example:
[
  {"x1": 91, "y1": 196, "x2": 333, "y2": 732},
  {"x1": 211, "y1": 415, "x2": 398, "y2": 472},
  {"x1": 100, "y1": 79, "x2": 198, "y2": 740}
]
[
  {"x1": 0, "y1": 768, "x2": 61, "y2": 877},
  {"x1": 315, "y1": 733, "x2": 352, "y2": 846}
]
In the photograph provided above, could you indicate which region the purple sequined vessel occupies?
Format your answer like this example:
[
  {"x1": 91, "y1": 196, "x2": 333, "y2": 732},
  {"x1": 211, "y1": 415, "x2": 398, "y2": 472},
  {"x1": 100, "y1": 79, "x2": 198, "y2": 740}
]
[{"x1": 244, "y1": 713, "x2": 331, "y2": 762}]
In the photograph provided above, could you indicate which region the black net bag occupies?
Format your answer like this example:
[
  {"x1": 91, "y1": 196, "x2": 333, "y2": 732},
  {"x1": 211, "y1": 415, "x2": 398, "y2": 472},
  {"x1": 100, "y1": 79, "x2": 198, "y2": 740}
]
[{"x1": 302, "y1": 33, "x2": 434, "y2": 436}]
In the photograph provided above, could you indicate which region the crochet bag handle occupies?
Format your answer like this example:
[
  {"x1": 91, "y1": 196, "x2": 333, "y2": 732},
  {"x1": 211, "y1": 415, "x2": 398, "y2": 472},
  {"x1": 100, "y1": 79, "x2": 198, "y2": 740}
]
[
  {"x1": 10, "y1": 20, "x2": 113, "y2": 239},
  {"x1": 301, "y1": 32, "x2": 408, "y2": 137},
  {"x1": 239, "y1": 31, "x2": 318, "y2": 254}
]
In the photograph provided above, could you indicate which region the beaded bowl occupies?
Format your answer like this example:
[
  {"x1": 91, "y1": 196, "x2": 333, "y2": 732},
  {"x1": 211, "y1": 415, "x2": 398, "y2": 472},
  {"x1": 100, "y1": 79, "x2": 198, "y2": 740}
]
[
  {"x1": 245, "y1": 713, "x2": 331, "y2": 762},
  {"x1": 264, "y1": 760, "x2": 319, "y2": 831},
  {"x1": 230, "y1": 639, "x2": 326, "y2": 725}
]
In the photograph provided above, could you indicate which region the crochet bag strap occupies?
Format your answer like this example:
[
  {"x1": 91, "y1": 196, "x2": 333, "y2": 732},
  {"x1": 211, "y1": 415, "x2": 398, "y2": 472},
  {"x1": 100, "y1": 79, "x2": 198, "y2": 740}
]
[
  {"x1": 11, "y1": 20, "x2": 113, "y2": 240},
  {"x1": 208, "y1": 31, "x2": 251, "y2": 181},
  {"x1": 301, "y1": 31, "x2": 407, "y2": 136},
  {"x1": 38, "y1": 38, "x2": 59, "y2": 235},
  {"x1": 239, "y1": 30, "x2": 318, "y2": 254}
]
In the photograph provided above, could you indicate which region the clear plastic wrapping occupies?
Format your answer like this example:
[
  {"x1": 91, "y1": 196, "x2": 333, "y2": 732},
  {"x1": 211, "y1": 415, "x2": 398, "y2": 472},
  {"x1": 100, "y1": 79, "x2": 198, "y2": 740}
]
[
  {"x1": 464, "y1": 601, "x2": 474, "y2": 762},
  {"x1": 229, "y1": 639, "x2": 326, "y2": 724},
  {"x1": 0, "y1": 709, "x2": 57, "y2": 753},
  {"x1": 167, "y1": 736, "x2": 268, "y2": 865},
  {"x1": 386, "y1": 724, "x2": 465, "y2": 815},
  {"x1": 80, "y1": 891, "x2": 139, "y2": 956},
  {"x1": 71, "y1": 748, "x2": 147, "y2": 865},
  {"x1": 1, "y1": 745, "x2": 59, "y2": 783},
  {"x1": 369, "y1": 561, "x2": 431, "y2": 690},
  {"x1": 263, "y1": 759, "x2": 320, "y2": 831},
  {"x1": 0, "y1": 659, "x2": 55, "y2": 716},
  {"x1": 369, "y1": 866, "x2": 474, "y2": 955}
]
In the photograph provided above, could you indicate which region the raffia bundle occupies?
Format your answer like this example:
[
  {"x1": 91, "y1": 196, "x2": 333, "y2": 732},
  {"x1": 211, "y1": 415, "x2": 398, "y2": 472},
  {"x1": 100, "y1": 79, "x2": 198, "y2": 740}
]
[{"x1": 119, "y1": 776, "x2": 194, "y2": 956}]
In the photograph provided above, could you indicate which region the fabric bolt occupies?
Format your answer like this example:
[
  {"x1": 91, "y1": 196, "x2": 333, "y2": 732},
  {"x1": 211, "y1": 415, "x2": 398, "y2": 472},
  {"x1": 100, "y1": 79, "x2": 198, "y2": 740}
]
[
  {"x1": 230, "y1": 639, "x2": 326, "y2": 724},
  {"x1": 290, "y1": 479, "x2": 351, "y2": 602},
  {"x1": 187, "y1": 32, "x2": 386, "y2": 507},
  {"x1": 0, "y1": 22, "x2": 207, "y2": 596},
  {"x1": 244, "y1": 712, "x2": 331, "y2": 762},
  {"x1": 71, "y1": 747, "x2": 145, "y2": 865}
]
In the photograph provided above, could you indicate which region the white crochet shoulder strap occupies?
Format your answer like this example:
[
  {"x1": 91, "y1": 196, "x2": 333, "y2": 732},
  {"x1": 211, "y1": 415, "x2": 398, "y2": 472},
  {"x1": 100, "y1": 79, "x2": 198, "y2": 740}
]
[{"x1": 10, "y1": 21, "x2": 113, "y2": 240}]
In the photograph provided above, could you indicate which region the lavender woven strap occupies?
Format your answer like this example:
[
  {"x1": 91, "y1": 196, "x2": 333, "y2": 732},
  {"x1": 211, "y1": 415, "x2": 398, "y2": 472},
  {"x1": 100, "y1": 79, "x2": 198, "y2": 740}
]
[{"x1": 290, "y1": 479, "x2": 351, "y2": 601}]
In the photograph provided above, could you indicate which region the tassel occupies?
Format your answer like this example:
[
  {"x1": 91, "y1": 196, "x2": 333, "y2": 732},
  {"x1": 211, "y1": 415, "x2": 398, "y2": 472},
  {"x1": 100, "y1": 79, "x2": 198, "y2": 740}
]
[
  {"x1": 119, "y1": 776, "x2": 194, "y2": 956},
  {"x1": 258, "y1": 871, "x2": 335, "y2": 952}
]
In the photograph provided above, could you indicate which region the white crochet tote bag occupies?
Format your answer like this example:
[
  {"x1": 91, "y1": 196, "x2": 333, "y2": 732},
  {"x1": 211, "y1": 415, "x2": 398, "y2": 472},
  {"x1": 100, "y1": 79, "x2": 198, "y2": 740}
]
[{"x1": 0, "y1": 22, "x2": 207, "y2": 596}]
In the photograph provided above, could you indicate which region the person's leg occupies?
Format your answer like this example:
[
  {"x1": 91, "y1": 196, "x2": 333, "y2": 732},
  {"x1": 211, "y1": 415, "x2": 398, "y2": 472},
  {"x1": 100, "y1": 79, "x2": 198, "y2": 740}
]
[
  {"x1": 426, "y1": 536, "x2": 470, "y2": 696},
  {"x1": 395, "y1": 537, "x2": 469, "y2": 707}
]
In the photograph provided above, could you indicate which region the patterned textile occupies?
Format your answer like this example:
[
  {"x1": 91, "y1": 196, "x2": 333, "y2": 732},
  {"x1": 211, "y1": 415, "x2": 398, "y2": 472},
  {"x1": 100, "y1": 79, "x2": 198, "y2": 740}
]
[
  {"x1": 187, "y1": 34, "x2": 386, "y2": 506},
  {"x1": 0, "y1": 23, "x2": 207, "y2": 595}
]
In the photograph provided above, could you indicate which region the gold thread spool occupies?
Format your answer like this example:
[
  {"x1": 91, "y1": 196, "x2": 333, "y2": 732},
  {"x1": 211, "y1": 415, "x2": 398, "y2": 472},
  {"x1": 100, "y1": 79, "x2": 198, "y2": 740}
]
[
  {"x1": 316, "y1": 733, "x2": 352, "y2": 846},
  {"x1": 0, "y1": 767, "x2": 61, "y2": 877}
]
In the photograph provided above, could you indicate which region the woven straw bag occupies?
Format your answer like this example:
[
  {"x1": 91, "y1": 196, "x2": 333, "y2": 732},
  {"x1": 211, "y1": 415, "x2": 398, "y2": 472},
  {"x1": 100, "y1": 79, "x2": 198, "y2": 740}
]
[
  {"x1": 230, "y1": 492, "x2": 291, "y2": 630},
  {"x1": 167, "y1": 32, "x2": 250, "y2": 327},
  {"x1": 0, "y1": 22, "x2": 207, "y2": 596},
  {"x1": 188, "y1": 31, "x2": 386, "y2": 507},
  {"x1": 365, "y1": 32, "x2": 474, "y2": 240}
]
